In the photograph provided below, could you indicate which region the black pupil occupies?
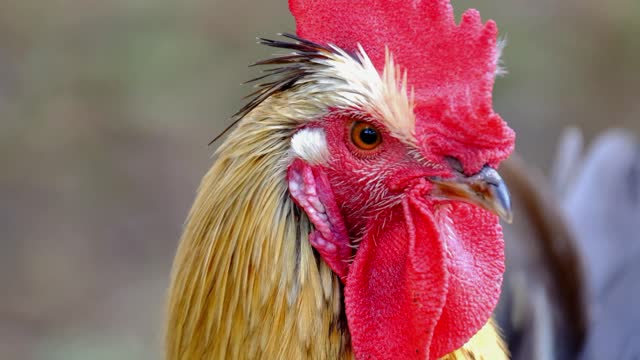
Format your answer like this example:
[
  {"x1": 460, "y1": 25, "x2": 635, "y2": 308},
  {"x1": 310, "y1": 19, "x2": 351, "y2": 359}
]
[{"x1": 359, "y1": 127, "x2": 378, "y2": 145}]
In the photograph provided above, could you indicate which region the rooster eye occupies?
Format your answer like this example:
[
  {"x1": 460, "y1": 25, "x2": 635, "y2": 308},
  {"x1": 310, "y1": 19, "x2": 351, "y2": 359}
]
[{"x1": 351, "y1": 121, "x2": 382, "y2": 151}]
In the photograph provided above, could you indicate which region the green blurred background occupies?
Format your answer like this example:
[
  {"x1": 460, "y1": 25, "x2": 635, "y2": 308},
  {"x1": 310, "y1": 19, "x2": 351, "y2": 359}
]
[{"x1": 1, "y1": 0, "x2": 638, "y2": 359}]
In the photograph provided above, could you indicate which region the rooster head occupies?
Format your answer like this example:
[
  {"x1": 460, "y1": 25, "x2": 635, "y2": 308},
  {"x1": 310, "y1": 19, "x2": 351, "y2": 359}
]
[{"x1": 241, "y1": 0, "x2": 515, "y2": 358}]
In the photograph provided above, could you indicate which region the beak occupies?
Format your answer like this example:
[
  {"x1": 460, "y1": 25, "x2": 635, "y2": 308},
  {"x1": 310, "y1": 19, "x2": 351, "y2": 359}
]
[{"x1": 429, "y1": 165, "x2": 513, "y2": 223}]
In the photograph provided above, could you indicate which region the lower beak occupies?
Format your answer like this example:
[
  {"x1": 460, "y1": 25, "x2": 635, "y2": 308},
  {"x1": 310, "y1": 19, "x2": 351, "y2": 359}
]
[{"x1": 429, "y1": 165, "x2": 513, "y2": 223}]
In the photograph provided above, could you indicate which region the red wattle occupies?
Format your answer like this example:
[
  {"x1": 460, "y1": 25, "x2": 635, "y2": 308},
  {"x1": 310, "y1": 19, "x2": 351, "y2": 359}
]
[
  {"x1": 418, "y1": 200, "x2": 505, "y2": 357},
  {"x1": 344, "y1": 198, "x2": 448, "y2": 359},
  {"x1": 344, "y1": 195, "x2": 505, "y2": 359}
]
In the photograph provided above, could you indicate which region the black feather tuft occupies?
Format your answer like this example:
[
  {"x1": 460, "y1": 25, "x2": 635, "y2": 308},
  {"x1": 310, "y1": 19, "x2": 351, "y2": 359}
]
[{"x1": 208, "y1": 34, "x2": 337, "y2": 145}]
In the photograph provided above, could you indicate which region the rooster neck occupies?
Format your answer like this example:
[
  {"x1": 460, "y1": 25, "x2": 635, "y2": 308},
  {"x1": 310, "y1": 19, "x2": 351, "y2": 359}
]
[{"x1": 165, "y1": 96, "x2": 351, "y2": 359}]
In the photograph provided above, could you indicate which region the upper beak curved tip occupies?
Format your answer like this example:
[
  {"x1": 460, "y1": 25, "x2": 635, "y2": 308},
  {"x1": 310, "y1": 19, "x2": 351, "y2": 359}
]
[
  {"x1": 430, "y1": 165, "x2": 513, "y2": 223},
  {"x1": 491, "y1": 176, "x2": 513, "y2": 224},
  {"x1": 503, "y1": 210, "x2": 514, "y2": 224}
]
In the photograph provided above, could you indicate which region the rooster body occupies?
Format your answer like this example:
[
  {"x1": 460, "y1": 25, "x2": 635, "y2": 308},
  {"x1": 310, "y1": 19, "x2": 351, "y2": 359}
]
[{"x1": 166, "y1": 1, "x2": 515, "y2": 359}]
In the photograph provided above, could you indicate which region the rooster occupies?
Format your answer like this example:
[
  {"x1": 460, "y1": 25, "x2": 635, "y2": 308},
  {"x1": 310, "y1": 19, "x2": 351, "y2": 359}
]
[{"x1": 165, "y1": 0, "x2": 516, "y2": 359}]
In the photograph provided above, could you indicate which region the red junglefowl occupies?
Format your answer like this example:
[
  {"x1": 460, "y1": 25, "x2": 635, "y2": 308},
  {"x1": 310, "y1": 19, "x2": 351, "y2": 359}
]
[{"x1": 165, "y1": 0, "x2": 516, "y2": 359}]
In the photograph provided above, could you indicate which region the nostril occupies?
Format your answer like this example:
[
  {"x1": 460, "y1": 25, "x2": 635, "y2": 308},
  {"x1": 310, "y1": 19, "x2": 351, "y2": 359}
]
[{"x1": 444, "y1": 156, "x2": 464, "y2": 173}]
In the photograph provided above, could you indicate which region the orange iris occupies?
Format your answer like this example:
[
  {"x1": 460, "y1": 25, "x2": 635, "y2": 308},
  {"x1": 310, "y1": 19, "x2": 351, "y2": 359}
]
[{"x1": 351, "y1": 121, "x2": 382, "y2": 151}]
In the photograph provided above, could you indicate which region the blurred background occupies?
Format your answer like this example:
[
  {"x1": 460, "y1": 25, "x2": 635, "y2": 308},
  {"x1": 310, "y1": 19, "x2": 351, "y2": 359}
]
[{"x1": 0, "y1": 0, "x2": 638, "y2": 359}]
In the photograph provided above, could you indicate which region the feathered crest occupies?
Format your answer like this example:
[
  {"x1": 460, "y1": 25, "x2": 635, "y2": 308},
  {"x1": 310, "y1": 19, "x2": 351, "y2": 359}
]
[
  {"x1": 210, "y1": 34, "x2": 333, "y2": 144},
  {"x1": 213, "y1": 34, "x2": 417, "y2": 145},
  {"x1": 239, "y1": 34, "x2": 337, "y2": 121}
]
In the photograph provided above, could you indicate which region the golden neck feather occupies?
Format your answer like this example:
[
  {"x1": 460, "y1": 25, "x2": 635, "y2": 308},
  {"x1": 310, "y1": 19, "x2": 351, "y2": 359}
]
[{"x1": 164, "y1": 96, "x2": 350, "y2": 360}]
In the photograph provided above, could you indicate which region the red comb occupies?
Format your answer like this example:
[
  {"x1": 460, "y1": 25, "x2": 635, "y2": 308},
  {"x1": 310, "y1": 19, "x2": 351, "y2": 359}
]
[
  {"x1": 291, "y1": 0, "x2": 498, "y2": 107},
  {"x1": 290, "y1": 0, "x2": 515, "y2": 174}
]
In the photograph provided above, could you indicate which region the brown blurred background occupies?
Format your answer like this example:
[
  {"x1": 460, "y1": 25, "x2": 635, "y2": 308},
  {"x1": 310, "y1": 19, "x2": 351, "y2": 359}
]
[{"x1": 0, "y1": 0, "x2": 638, "y2": 359}]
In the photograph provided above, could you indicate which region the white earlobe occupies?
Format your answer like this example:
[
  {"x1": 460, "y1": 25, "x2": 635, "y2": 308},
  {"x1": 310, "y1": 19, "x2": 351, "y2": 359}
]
[{"x1": 291, "y1": 128, "x2": 330, "y2": 166}]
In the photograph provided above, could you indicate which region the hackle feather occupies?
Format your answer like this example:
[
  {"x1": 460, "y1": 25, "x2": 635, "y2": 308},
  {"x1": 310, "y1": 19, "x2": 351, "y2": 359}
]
[{"x1": 165, "y1": 92, "x2": 350, "y2": 359}]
